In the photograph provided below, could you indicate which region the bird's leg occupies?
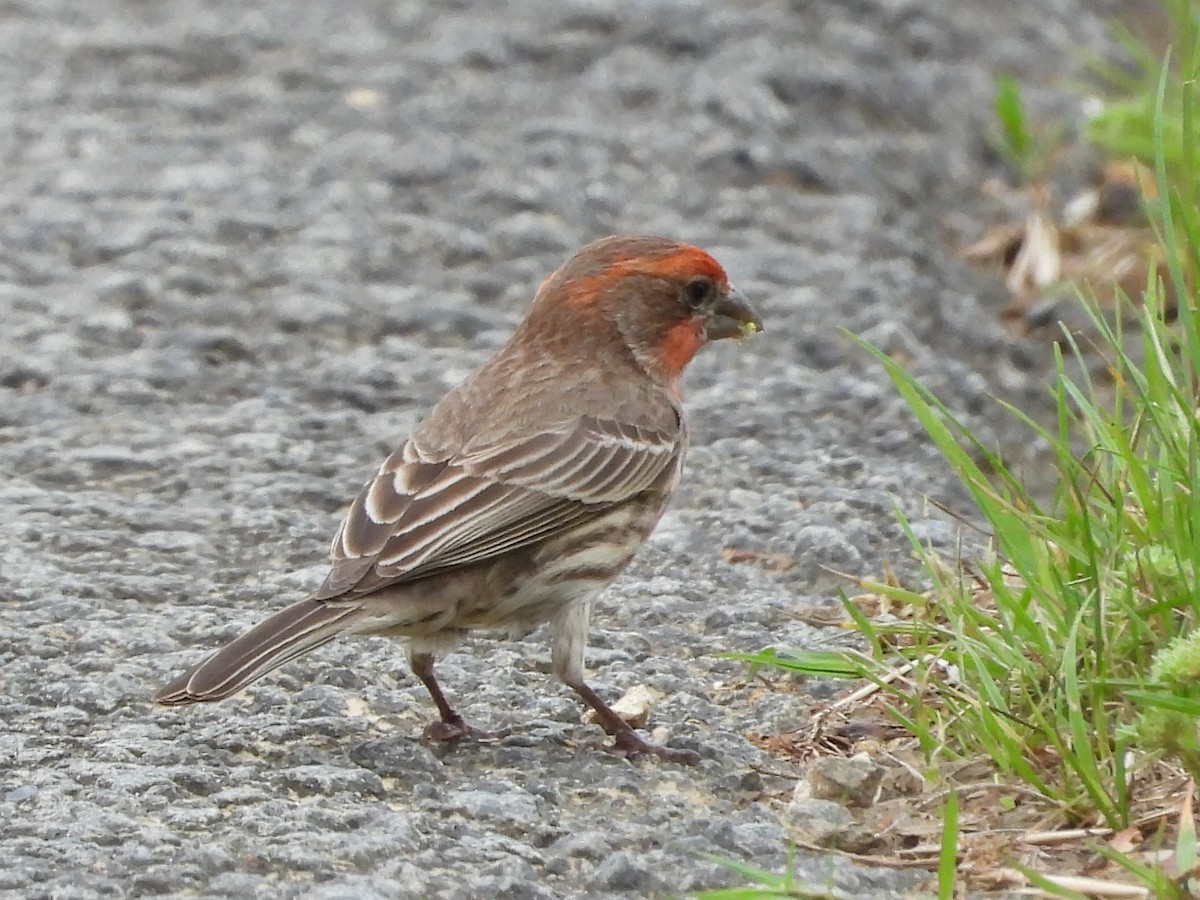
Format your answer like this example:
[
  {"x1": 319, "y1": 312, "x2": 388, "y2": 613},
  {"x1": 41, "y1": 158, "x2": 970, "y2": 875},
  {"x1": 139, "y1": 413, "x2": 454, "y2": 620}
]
[
  {"x1": 410, "y1": 652, "x2": 495, "y2": 742},
  {"x1": 551, "y1": 602, "x2": 700, "y2": 765},
  {"x1": 565, "y1": 678, "x2": 700, "y2": 765}
]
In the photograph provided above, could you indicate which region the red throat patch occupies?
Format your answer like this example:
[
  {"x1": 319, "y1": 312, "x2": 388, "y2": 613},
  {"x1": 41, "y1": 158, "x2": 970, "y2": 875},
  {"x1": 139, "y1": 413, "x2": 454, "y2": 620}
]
[{"x1": 658, "y1": 316, "x2": 705, "y2": 381}]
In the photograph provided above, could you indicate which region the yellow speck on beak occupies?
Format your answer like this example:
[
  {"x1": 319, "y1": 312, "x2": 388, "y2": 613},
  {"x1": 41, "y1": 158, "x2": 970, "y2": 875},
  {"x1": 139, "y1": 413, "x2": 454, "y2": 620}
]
[{"x1": 738, "y1": 320, "x2": 762, "y2": 339}]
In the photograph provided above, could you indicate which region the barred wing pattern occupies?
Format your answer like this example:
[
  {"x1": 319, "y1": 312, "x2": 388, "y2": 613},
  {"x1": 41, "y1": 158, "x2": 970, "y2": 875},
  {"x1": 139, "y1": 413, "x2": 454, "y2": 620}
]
[{"x1": 315, "y1": 415, "x2": 681, "y2": 600}]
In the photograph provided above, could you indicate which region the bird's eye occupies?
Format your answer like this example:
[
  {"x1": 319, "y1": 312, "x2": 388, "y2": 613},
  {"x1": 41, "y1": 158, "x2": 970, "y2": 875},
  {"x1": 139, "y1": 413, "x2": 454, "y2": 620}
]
[{"x1": 683, "y1": 278, "x2": 713, "y2": 310}]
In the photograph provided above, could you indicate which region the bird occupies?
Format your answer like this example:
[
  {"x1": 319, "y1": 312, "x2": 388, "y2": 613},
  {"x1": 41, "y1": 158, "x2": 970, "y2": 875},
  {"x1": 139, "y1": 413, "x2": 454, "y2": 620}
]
[{"x1": 155, "y1": 234, "x2": 763, "y2": 764}]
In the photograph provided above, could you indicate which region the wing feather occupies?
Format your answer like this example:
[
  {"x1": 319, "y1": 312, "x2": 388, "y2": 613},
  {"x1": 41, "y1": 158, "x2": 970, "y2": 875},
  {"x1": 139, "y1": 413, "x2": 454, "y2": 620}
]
[
  {"x1": 401, "y1": 503, "x2": 599, "y2": 576},
  {"x1": 315, "y1": 414, "x2": 681, "y2": 600}
]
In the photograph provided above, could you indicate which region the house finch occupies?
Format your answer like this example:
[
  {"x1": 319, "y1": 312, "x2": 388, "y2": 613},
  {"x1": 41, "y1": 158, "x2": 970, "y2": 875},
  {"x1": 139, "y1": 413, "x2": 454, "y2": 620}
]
[{"x1": 155, "y1": 234, "x2": 762, "y2": 764}]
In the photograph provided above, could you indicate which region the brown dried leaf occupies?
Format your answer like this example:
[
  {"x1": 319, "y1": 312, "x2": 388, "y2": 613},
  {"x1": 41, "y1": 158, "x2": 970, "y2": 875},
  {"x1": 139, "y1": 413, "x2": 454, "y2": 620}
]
[
  {"x1": 1006, "y1": 210, "x2": 1062, "y2": 296},
  {"x1": 1108, "y1": 825, "x2": 1143, "y2": 853}
]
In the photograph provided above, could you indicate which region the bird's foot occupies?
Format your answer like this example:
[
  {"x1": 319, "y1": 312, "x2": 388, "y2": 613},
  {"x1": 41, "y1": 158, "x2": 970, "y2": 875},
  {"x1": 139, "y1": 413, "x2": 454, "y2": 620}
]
[
  {"x1": 422, "y1": 714, "x2": 507, "y2": 743},
  {"x1": 611, "y1": 729, "x2": 701, "y2": 765}
]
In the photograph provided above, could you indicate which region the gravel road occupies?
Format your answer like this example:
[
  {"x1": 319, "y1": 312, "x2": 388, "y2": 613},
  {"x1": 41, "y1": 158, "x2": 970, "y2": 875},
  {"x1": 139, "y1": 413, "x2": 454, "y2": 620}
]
[{"x1": 1, "y1": 0, "x2": 1122, "y2": 896}]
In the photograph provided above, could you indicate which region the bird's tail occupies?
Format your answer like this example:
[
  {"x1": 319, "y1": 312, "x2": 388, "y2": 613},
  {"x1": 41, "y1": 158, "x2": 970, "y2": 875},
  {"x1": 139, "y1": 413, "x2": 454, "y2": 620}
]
[{"x1": 154, "y1": 598, "x2": 369, "y2": 704}]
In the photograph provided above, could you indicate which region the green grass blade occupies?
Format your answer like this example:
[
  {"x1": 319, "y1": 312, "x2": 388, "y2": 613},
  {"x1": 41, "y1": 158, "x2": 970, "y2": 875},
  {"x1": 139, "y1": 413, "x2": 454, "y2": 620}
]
[{"x1": 938, "y1": 790, "x2": 959, "y2": 900}]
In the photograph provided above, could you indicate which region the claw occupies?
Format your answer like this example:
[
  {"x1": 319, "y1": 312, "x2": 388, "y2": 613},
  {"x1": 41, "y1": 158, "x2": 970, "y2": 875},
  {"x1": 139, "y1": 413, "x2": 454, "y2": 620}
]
[
  {"x1": 612, "y1": 730, "x2": 701, "y2": 765},
  {"x1": 421, "y1": 717, "x2": 508, "y2": 743}
]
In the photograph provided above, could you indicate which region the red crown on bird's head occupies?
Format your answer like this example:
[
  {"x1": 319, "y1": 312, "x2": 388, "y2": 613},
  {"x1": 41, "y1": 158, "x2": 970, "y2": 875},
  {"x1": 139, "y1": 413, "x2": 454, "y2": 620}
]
[{"x1": 545, "y1": 236, "x2": 729, "y2": 313}]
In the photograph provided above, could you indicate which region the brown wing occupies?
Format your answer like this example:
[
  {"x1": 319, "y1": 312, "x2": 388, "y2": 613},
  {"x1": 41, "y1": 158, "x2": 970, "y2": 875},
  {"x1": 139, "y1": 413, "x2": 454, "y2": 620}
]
[{"x1": 314, "y1": 415, "x2": 681, "y2": 600}]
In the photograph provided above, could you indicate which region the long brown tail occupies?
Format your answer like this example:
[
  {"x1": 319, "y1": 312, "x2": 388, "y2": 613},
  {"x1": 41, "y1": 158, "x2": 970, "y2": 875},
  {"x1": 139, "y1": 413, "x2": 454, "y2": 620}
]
[{"x1": 154, "y1": 598, "x2": 368, "y2": 704}]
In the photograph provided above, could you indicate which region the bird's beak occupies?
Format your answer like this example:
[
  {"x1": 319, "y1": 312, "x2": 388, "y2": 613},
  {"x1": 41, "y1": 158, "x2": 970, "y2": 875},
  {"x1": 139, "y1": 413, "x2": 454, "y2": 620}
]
[{"x1": 704, "y1": 285, "x2": 763, "y2": 341}]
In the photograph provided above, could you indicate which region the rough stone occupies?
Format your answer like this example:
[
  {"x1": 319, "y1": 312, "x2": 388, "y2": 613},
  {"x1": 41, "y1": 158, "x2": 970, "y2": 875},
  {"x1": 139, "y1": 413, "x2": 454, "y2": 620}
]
[
  {"x1": 783, "y1": 796, "x2": 858, "y2": 843},
  {"x1": 805, "y1": 754, "x2": 886, "y2": 808}
]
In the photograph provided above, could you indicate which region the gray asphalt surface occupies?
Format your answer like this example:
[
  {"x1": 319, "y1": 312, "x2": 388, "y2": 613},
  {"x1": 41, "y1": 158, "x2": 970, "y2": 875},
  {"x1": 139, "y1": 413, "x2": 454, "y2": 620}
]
[{"x1": 1, "y1": 1, "x2": 1121, "y2": 897}]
